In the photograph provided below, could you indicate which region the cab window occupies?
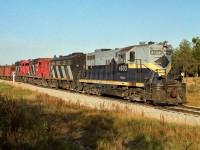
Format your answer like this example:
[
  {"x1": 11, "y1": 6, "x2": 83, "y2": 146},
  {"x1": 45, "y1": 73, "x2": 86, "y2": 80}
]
[
  {"x1": 118, "y1": 54, "x2": 126, "y2": 63},
  {"x1": 130, "y1": 51, "x2": 135, "y2": 62}
]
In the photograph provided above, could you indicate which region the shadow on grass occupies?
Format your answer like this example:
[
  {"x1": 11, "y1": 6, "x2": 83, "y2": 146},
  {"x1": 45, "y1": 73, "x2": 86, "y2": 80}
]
[
  {"x1": 0, "y1": 93, "x2": 185, "y2": 150},
  {"x1": 124, "y1": 133, "x2": 163, "y2": 150},
  {"x1": 42, "y1": 109, "x2": 117, "y2": 149},
  {"x1": 0, "y1": 94, "x2": 118, "y2": 150}
]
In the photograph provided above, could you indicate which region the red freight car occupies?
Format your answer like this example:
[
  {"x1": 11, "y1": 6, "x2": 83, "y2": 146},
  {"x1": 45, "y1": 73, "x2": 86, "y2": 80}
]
[
  {"x1": 4, "y1": 65, "x2": 15, "y2": 80},
  {"x1": 0, "y1": 66, "x2": 5, "y2": 79}
]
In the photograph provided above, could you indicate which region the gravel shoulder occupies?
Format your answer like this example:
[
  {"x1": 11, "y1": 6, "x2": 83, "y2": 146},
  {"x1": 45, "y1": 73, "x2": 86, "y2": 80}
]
[{"x1": 1, "y1": 80, "x2": 200, "y2": 126}]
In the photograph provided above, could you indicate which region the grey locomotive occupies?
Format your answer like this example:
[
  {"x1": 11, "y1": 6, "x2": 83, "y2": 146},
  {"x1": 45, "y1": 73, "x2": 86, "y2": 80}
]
[{"x1": 79, "y1": 42, "x2": 186, "y2": 105}]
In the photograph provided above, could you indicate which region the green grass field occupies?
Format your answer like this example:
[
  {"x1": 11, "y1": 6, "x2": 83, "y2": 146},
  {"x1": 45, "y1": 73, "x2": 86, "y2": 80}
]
[
  {"x1": 0, "y1": 82, "x2": 200, "y2": 149},
  {"x1": 184, "y1": 77, "x2": 200, "y2": 107}
]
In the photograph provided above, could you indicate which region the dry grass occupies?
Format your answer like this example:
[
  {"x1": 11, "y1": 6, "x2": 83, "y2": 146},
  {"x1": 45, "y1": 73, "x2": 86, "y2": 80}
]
[
  {"x1": 0, "y1": 82, "x2": 200, "y2": 149},
  {"x1": 183, "y1": 77, "x2": 200, "y2": 107}
]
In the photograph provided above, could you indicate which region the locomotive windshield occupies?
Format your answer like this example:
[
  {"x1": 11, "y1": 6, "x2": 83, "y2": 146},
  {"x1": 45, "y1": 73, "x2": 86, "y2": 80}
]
[{"x1": 118, "y1": 54, "x2": 126, "y2": 63}]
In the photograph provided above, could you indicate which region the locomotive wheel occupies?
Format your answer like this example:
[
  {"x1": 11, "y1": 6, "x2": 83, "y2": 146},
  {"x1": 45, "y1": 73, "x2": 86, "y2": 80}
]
[
  {"x1": 72, "y1": 82, "x2": 77, "y2": 91},
  {"x1": 48, "y1": 80, "x2": 53, "y2": 88},
  {"x1": 96, "y1": 88, "x2": 102, "y2": 96},
  {"x1": 140, "y1": 90, "x2": 147, "y2": 103},
  {"x1": 66, "y1": 81, "x2": 70, "y2": 90},
  {"x1": 82, "y1": 84, "x2": 87, "y2": 93},
  {"x1": 152, "y1": 100, "x2": 158, "y2": 106},
  {"x1": 122, "y1": 89, "x2": 129, "y2": 100},
  {"x1": 70, "y1": 82, "x2": 74, "y2": 90},
  {"x1": 42, "y1": 79, "x2": 48, "y2": 87},
  {"x1": 128, "y1": 88, "x2": 146, "y2": 102},
  {"x1": 87, "y1": 86, "x2": 92, "y2": 94},
  {"x1": 30, "y1": 78, "x2": 33, "y2": 84},
  {"x1": 85, "y1": 86, "x2": 90, "y2": 94},
  {"x1": 85, "y1": 84, "x2": 92, "y2": 94},
  {"x1": 77, "y1": 83, "x2": 83, "y2": 92}
]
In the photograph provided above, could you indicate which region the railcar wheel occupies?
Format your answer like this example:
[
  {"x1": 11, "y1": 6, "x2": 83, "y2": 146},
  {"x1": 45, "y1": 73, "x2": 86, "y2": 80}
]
[
  {"x1": 140, "y1": 90, "x2": 147, "y2": 103},
  {"x1": 86, "y1": 86, "x2": 91, "y2": 94},
  {"x1": 122, "y1": 89, "x2": 129, "y2": 100},
  {"x1": 152, "y1": 100, "x2": 158, "y2": 106},
  {"x1": 96, "y1": 88, "x2": 102, "y2": 96},
  {"x1": 82, "y1": 84, "x2": 87, "y2": 93},
  {"x1": 71, "y1": 82, "x2": 77, "y2": 91},
  {"x1": 77, "y1": 83, "x2": 83, "y2": 92}
]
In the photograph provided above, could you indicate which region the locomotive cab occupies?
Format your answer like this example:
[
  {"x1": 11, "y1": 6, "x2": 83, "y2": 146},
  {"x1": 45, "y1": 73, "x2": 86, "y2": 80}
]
[{"x1": 15, "y1": 60, "x2": 31, "y2": 82}]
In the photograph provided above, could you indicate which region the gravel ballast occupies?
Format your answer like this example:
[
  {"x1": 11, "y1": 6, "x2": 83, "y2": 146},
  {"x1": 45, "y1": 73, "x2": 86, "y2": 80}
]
[{"x1": 1, "y1": 80, "x2": 200, "y2": 126}]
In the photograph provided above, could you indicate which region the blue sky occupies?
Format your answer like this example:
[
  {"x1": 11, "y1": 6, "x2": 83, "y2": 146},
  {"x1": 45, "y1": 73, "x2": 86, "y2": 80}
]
[{"x1": 0, "y1": 0, "x2": 200, "y2": 65}]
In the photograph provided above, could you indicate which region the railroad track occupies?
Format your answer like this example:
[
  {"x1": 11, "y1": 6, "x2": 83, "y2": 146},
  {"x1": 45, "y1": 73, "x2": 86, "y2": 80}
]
[
  {"x1": 85, "y1": 93, "x2": 200, "y2": 117},
  {"x1": 157, "y1": 105, "x2": 200, "y2": 117},
  {"x1": 86, "y1": 93, "x2": 200, "y2": 117},
  {"x1": 180, "y1": 104, "x2": 200, "y2": 112},
  {"x1": 66, "y1": 89, "x2": 200, "y2": 117},
  {"x1": 41, "y1": 84, "x2": 200, "y2": 117}
]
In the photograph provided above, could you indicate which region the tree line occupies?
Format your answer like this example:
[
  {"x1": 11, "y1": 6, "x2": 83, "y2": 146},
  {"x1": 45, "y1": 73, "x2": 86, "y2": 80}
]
[{"x1": 172, "y1": 37, "x2": 200, "y2": 77}]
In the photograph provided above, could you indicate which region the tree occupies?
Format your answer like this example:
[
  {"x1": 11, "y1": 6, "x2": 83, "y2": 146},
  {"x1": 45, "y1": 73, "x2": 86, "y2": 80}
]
[
  {"x1": 192, "y1": 37, "x2": 200, "y2": 75},
  {"x1": 172, "y1": 40, "x2": 198, "y2": 76}
]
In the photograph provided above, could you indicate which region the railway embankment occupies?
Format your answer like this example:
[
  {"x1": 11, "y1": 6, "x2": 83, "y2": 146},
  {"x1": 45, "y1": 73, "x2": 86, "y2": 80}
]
[
  {"x1": 1, "y1": 79, "x2": 200, "y2": 126},
  {"x1": 1, "y1": 80, "x2": 200, "y2": 149}
]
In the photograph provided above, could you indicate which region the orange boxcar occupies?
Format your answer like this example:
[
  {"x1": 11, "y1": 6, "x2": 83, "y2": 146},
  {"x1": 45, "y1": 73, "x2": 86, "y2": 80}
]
[
  {"x1": 5, "y1": 66, "x2": 15, "y2": 77},
  {"x1": 0, "y1": 66, "x2": 5, "y2": 78}
]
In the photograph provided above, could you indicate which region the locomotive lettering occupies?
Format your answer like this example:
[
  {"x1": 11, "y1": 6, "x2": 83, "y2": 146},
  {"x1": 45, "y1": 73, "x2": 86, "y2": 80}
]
[
  {"x1": 118, "y1": 64, "x2": 128, "y2": 72},
  {"x1": 150, "y1": 50, "x2": 162, "y2": 55}
]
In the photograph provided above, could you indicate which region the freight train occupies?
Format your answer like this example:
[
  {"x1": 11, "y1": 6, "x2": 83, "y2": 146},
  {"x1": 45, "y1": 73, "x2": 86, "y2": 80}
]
[{"x1": 0, "y1": 41, "x2": 187, "y2": 105}]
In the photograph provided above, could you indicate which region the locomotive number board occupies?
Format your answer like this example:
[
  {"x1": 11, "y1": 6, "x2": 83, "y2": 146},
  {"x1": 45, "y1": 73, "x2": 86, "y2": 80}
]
[{"x1": 118, "y1": 64, "x2": 128, "y2": 72}]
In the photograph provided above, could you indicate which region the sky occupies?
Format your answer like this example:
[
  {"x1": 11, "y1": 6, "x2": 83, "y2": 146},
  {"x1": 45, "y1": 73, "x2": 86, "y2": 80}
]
[{"x1": 0, "y1": 0, "x2": 200, "y2": 65}]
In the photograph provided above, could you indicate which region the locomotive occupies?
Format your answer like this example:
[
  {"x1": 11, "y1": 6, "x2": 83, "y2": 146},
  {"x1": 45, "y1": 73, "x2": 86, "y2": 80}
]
[{"x1": 0, "y1": 41, "x2": 186, "y2": 105}]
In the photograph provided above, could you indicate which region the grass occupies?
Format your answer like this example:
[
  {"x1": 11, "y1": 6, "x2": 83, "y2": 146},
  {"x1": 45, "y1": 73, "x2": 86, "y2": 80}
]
[
  {"x1": 0, "y1": 83, "x2": 13, "y2": 89},
  {"x1": 184, "y1": 77, "x2": 200, "y2": 107},
  {"x1": 0, "y1": 82, "x2": 200, "y2": 149}
]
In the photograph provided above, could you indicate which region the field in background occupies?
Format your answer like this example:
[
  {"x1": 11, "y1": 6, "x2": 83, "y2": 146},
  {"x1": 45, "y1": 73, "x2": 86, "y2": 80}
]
[
  {"x1": 183, "y1": 77, "x2": 200, "y2": 107},
  {"x1": 0, "y1": 82, "x2": 200, "y2": 149}
]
